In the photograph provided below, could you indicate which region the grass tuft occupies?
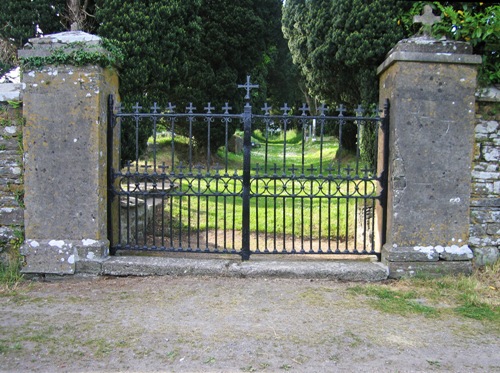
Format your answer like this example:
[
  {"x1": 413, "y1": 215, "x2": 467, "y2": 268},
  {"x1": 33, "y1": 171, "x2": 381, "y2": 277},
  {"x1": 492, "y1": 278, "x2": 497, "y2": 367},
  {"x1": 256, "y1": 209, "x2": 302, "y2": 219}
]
[
  {"x1": 349, "y1": 263, "x2": 500, "y2": 323},
  {"x1": 348, "y1": 285, "x2": 438, "y2": 317},
  {"x1": 0, "y1": 258, "x2": 24, "y2": 294}
]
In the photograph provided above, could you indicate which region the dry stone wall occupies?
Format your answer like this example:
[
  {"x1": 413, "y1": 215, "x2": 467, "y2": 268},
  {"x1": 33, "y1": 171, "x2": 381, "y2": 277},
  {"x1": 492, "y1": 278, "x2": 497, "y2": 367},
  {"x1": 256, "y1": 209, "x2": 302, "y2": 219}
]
[
  {"x1": 471, "y1": 93, "x2": 500, "y2": 266},
  {"x1": 0, "y1": 84, "x2": 24, "y2": 266}
]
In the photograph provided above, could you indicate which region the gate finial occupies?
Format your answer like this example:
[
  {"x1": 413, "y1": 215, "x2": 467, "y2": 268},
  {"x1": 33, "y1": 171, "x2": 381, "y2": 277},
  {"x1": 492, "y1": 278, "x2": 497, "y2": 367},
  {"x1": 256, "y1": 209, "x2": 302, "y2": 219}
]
[
  {"x1": 238, "y1": 75, "x2": 259, "y2": 100},
  {"x1": 413, "y1": 4, "x2": 441, "y2": 36}
]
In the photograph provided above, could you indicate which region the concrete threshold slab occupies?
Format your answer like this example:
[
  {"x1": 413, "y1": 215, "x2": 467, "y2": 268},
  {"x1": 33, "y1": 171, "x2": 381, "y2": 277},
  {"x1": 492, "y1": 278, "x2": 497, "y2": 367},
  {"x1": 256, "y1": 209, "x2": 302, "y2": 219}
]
[{"x1": 101, "y1": 256, "x2": 389, "y2": 282}]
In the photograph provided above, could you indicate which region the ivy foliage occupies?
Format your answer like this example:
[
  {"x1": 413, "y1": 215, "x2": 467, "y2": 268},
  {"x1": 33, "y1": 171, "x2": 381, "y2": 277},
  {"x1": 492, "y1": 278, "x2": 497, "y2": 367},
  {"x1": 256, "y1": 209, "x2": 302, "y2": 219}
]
[{"x1": 19, "y1": 40, "x2": 124, "y2": 71}]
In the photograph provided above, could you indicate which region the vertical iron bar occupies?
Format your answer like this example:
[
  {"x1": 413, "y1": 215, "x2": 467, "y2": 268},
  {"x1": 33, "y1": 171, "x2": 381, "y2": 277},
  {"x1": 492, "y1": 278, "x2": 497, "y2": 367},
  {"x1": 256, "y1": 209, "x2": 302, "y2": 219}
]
[
  {"x1": 223, "y1": 118, "x2": 229, "y2": 252},
  {"x1": 345, "y1": 182, "x2": 350, "y2": 253},
  {"x1": 291, "y1": 167, "x2": 296, "y2": 254},
  {"x1": 327, "y1": 170, "x2": 332, "y2": 253},
  {"x1": 232, "y1": 171, "x2": 237, "y2": 252},
  {"x1": 107, "y1": 95, "x2": 116, "y2": 254},
  {"x1": 379, "y1": 99, "x2": 390, "y2": 255},
  {"x1": 309, "y1": 179, "x2": 313, "y2": 253},
  {"x1": 126, "y1": 163, "x2": 131, "y2": 248},
  {"x1": 161, "y1": 164, "x2": 166, "y2": 249},
  {"x1": 197, "y1": 169, "x2": 201, "y2": 250},
  {"x1": 363, "y1": 182, "x2": 368, "y2": 253},
  {"x1": 241, "y1": 101, "x2": 252, "y2": 260},
  {"x1": 264, "y1": 118, "x2": 270, "y2": 252},
  {"x1": 273, "y1": 166, "x2": 277, "y2": 253},
  {"x1": 205, "y1": 191, "x2": 209, "y2": 251},
  {"x1": 215, "y1": 172, "x2": 219, "y2": 252},
  {"x1": 336, "y1": 195, "x2": 340, "y2": 253}
]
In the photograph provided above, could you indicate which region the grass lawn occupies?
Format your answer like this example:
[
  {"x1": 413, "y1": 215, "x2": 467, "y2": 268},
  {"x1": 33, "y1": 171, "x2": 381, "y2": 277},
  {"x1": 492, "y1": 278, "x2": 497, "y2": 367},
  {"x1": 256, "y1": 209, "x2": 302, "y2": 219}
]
[{"x1": 124, "y1": 129, "x2": 378, "y2": 252}]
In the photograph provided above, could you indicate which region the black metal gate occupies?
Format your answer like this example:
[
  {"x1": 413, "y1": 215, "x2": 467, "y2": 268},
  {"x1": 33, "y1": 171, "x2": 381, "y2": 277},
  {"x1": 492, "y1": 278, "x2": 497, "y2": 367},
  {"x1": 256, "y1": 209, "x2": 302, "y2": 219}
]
[{"x1": 108, "y1": 78, "x2": 388, "y2": 260}]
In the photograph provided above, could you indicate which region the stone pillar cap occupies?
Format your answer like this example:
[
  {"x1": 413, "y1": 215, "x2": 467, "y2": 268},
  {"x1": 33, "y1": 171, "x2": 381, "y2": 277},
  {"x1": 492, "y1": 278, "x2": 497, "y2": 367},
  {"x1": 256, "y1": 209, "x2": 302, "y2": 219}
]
[
  {"x1": 390, "y1": 35, "x2": 474, "y2": 55},
  {"x1": 377, "y1": 36, "x2": 482, "y2": 76},
  {"x1": 28, "y1": 31, "x2": 101, "y2": 46},
  {"x1": 19, "y1": 31, "x2": 105, "y2": 59}
]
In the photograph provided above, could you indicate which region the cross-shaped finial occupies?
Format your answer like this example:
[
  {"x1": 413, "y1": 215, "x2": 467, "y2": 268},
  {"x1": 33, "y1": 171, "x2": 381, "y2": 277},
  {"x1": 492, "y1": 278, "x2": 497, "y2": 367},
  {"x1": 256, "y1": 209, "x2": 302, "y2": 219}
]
[
  {"x1": 166, "y1": 102, "x2": 176, "y2": 113},
  {"x1": 413, "y1": 5, "x2": 441, "y2": 35},
  {"x1": 204, "y1": 102, "x2": 215, "y2": 114},
  {"x1": 261, "y1": 103, "x2": 272, "y2": 115},
  {"x1": 299, "y1": 103, "x2": 309, "y2": 116},
  {"x1": 238, "y1": 75, "x2": 259, "y2": 100},
  {"x1": 281, "y1": 103, "x2": 291, "y2": 116},
  {"x1": 186, "y1": 103, "x2": 196, "y2": 114},
  {"x1": 355, "y1": 104, "x2": 365, "y2": 117},
  {"x1": 151, "y1": 102, "x2": 160, "y2": 113},
  {"x1": 318, "y1": 103, "x2": 328, "y2": 116},
  {"x1": 132, "y1": 102, "x2": 142, "y2": 113},
  {"x1": 222, "y1": 102, "x2": 232, "y2": 114},
  {"x1": 336, "y1": 104, "x2": 346, "y2": 116}
]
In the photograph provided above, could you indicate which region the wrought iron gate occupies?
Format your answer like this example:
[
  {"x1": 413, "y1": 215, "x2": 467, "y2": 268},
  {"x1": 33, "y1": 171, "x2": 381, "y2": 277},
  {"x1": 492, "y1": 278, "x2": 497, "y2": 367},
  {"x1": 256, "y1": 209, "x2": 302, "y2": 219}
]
[{"x1": 108, "y1": 78, "x2": 388, "y2": 260}]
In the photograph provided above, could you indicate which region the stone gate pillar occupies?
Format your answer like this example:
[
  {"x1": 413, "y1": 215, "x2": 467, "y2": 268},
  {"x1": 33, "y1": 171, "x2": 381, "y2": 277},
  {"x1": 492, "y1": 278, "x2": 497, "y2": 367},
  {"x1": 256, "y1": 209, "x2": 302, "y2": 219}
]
[
  {"x1": 19, "y1": 31, "x2": 120, "y2": 274},
  {"x1": 377, "y1": 35, "x2": 482, "y2": 278}
]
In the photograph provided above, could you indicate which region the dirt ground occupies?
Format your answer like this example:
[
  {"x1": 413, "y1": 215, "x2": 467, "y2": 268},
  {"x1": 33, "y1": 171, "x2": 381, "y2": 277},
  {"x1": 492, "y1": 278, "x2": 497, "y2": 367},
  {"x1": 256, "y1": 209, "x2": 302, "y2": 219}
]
[{"x1": 0, "y1": 275, "x2": 499, "y2": 373}]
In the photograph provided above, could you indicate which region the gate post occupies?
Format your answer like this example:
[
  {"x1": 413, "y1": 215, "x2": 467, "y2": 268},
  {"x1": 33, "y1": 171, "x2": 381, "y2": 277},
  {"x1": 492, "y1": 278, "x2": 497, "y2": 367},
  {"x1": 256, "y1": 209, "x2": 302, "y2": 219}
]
[
  {"x1": 377, "y1": 34, "x2": 481, "y2": 278},
  {"x1": 19, "y1": 31, "x2": 120, "y2": 274}
]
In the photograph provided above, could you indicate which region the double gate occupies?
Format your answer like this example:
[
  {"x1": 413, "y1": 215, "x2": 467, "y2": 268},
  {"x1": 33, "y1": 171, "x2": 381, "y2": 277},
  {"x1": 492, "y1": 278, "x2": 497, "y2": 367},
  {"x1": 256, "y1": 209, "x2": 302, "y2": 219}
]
[{"x1": 108, "y1": 78, "x2": 388, "y2": 260}]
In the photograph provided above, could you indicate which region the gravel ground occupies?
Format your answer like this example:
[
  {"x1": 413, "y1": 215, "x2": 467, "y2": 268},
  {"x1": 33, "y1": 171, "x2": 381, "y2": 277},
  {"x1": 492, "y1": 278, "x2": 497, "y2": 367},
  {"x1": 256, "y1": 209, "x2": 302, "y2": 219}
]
[{"x1": 0, "y1": 275, "x2": 499, "y2": 372}]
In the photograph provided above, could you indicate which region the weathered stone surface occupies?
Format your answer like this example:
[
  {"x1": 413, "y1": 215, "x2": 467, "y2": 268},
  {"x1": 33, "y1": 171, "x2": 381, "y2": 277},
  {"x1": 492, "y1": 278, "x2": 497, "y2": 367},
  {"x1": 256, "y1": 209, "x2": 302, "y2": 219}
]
[
  {"x1": 470, "y1": 235, "x2": 500, "y2": 247},
  {"x1": 20, "y1": 238, "x2": 109, "y2": 274},
  {"x1": 75, "y1": 257, "x2": 108, "y2": 275},
  {"x1": 102, "y1": 256, "x2": 231, "y2": 277},
  {"x1": 0, "y1": 206, "x2": 23, "y2": 225},
  {"x1": 18, "y1": 31, "x2": 104, "y2": 59},
  {"x1": 21, "y1": 239, "x2": 78, "y2": 274},
  {"x1": 470, "y1": 104, "x2": 499, "y2": 266},
  {"x1": 475, "y1": 120, "x2": 499, "y2": 134},
  {"x1": 230, "y1": 261, "x2": 388, "y2": 282},
  {"x1": 227, "y1": 134, "x2": 243, "y2": 153},
  {"x1": 385, "y1": 260, "x2": 473, "y2": 279},
  {"x1": 75, "y1": 239, "x2": 109, "y2": 259},
  {"x1": 379, "y1": 36, "x2": 480, "y2": 252},
  {"x1": 476, "y1": 86, "x2": 500, "y2": 102},
  {"x1": 382, "y1": 245, "x2": 439, "y2": 262},
  {"x1": 0, "y1": 83, "x2": 23, "y2": 101},
  {"x1": 18, "y1": 32, "x2": 120, "y2": 274},
  {"x1": 470, "y1": 198, "x2": 500, "y2": 208},
  {"x1": 99, "y1": 256, "x2": 389, "y2": 281},
  {"x1": 472, "y1": 247, "x2": 499, "y2": 267},
  {"x1": 382, "y1": 244, "x2": 473, "y2": 262},
  {"x1": 378, "y1": 36, "x2": 481, "y2": 75},
  {"x1": 438, "y1": 245, "x2": 474, "y2": 261},
  {"x1": 0, "y1": 226, "x2": 15, "y2": 243}
]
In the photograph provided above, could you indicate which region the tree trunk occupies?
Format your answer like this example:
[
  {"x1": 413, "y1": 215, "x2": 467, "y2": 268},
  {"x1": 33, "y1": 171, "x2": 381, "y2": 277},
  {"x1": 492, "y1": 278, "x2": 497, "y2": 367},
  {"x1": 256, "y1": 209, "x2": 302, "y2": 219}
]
[{"x1": 67, "y1": 0, "x2": 89, "y2": 31}]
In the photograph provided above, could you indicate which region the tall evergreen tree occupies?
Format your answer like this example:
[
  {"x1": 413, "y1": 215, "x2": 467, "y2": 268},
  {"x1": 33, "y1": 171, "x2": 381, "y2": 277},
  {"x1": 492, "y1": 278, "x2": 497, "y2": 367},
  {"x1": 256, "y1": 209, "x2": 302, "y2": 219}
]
[
  {"x1": 282, "y1": 0, "x2": 406, "y2": 106},
  {"x1": 0, "y1": 0, "x2": 66, "y2": 75},
  {"x1": 96, "y1": 0, "x2": 292, "y2": 162},
  {"x1": 0, "y1": 0, "x2": 66, "y2": 46}
]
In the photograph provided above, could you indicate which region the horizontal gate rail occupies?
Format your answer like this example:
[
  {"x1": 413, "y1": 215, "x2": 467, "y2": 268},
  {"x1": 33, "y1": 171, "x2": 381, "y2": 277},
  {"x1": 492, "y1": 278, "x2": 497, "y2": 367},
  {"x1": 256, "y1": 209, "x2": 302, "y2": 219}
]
[{"x1": 108, "y1": 79, "x2": 388, "y2": 260}]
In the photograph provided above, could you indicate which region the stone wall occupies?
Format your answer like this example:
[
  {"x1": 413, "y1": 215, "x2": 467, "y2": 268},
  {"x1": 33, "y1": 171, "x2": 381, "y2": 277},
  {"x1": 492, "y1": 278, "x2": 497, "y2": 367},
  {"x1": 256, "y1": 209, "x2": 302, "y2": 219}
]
[
  {"x1": 470, "y1": 89, "x2": 500, "y2": 266},
  {"x1": 0, "y1": 84, "x2": 24, "y2": 266}
]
